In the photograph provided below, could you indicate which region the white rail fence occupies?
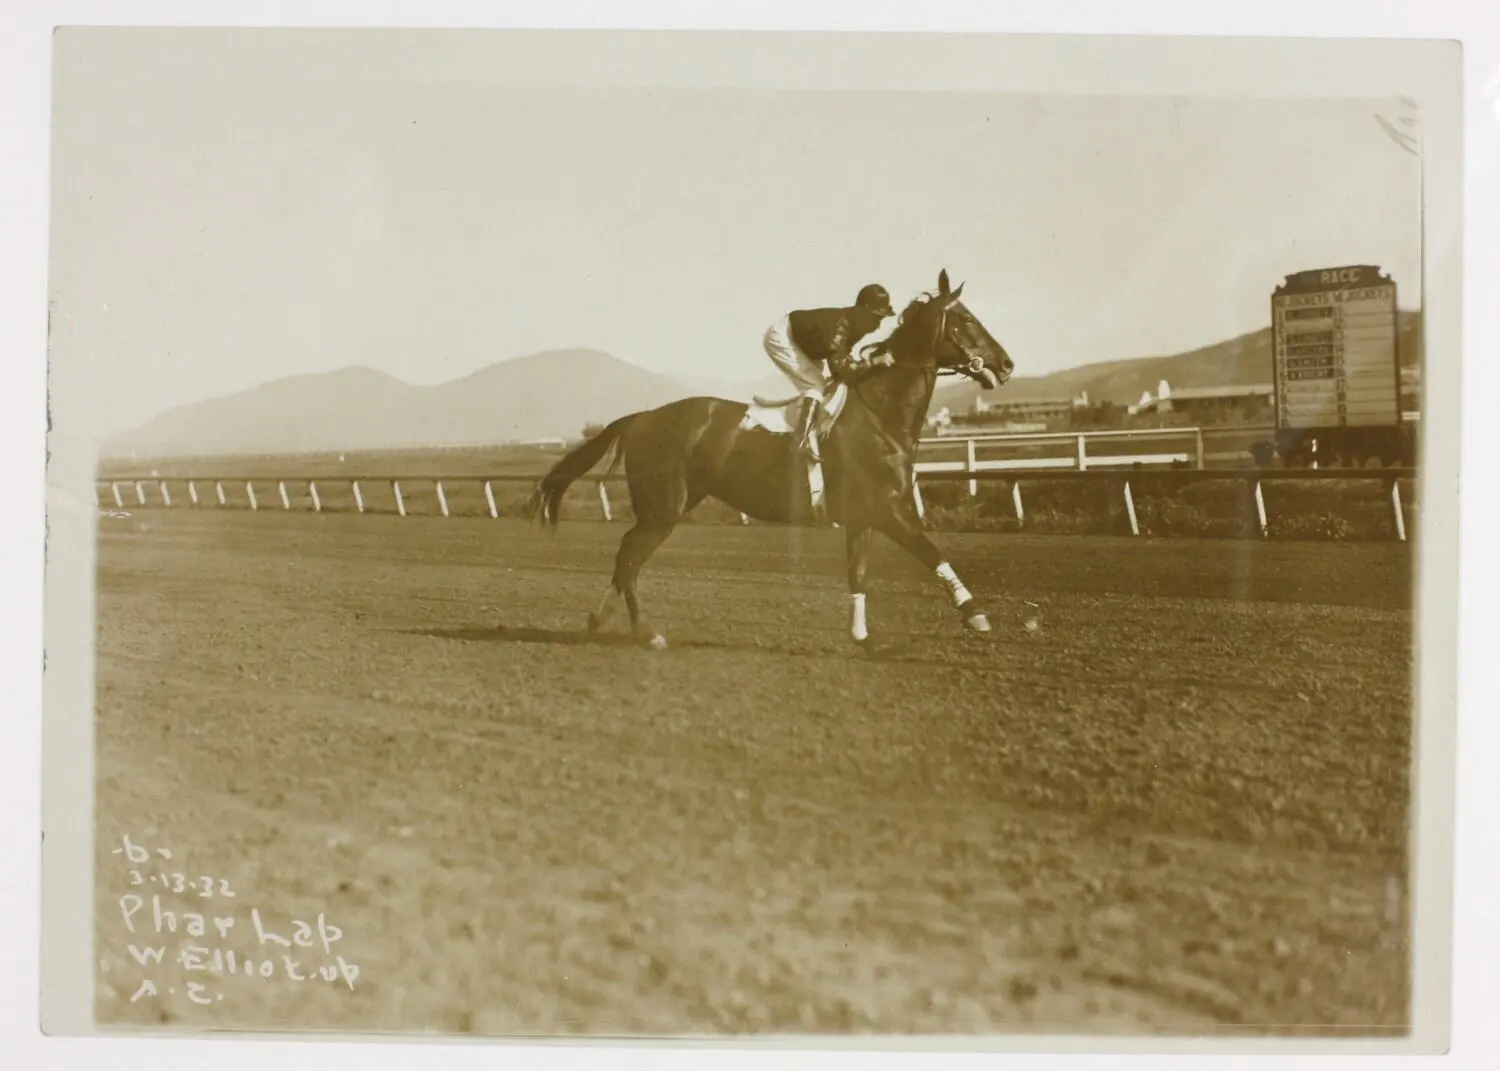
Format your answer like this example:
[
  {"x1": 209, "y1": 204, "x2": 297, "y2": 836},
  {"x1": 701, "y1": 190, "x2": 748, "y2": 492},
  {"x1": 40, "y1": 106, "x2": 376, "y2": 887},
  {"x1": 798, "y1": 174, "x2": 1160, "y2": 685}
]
[
  {"x1": 904, "y1": 468, "x2": 1413, "y2": 542},
  {"x1": 96, "y1": 464, "x2": 1417, "y2": 543},
  {"x1": 914, "y1": 431, "x2": 1218, "y2": 517},
  {"x1": 917, "y1": 420, "x2": 1417, "y2": 488},
  {"x1": 915, "y1": 425, "x2": 1252, "y2": 489},
  {"x1": 96, "y1": 425, "x2": 1417, "y2": 540}
]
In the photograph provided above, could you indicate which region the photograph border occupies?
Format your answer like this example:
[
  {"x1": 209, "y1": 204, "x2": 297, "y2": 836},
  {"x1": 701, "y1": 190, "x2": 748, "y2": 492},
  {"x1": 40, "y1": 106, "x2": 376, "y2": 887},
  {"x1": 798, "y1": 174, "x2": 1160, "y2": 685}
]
[{"x1": 9, "y1": 2, "x2": 1480, "y2": 1063}]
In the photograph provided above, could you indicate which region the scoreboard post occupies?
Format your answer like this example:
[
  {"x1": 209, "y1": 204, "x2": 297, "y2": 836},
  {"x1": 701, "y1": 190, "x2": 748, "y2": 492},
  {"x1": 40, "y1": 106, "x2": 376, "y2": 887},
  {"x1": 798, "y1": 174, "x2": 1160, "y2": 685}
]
[{"x1": 1270, "y1": 265, "x2": 1402, "y2": 434}]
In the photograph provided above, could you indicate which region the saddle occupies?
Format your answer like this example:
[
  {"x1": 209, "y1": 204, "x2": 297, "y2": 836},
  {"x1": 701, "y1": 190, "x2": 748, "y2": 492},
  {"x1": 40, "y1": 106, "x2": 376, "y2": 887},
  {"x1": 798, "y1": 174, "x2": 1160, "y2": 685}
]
[
  {"x1": 739, "y1": 383, "x2": 849, "y2": 522},
  {"x1": 741, "y1": 382, "x2": 849, "y2": 438}
]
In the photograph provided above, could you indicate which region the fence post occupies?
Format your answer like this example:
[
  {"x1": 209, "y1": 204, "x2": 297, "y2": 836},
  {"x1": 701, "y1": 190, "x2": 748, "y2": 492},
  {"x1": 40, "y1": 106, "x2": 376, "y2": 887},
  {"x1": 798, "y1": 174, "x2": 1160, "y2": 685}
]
[
  {"x1": 1012, "y1": 481, "x2": 1025, "y2": 527},
  {"x1": 159, "y1": 481, "x2": 172, "y2": 507},
  {"x1": 392, "y1": 480, "x2": 406, "y2": 517},
  {"x1": 278, "y1": 480, "x2": 291, "y2": 510},
  {"x1": 912, "y1": 477, "x2": 926, "y2": 521},
  {"x1": 111, "y1": 482, "x2": 123, "y2": 508},
  {"x1": 1123, "y1": 479, "x2": 1140, "y2": 536},
  {"x1": 1075, "y1": 435, "x2": 1088, "y2": 471},
  {"x1": 739, "y1": 513, "x2": 750, "y2": 525},
  {"x1": 187, "y1": 481, "x2": 199, "y2": 506},
  {"x1": 436, "y1": 480, "x2": 450, "y2": 518},
  {"x1": 309, "y1": 481, "x2": 322, "y2": 513},
  {"x1": 215, "y1": 481, "x2": 227, "y2": 506},
  {"x1": 1252, "y1": 478, "x2": 1268, "y2": 538},
  {"x1": 246, "y1": 482, "x2": 259, "y2": 511},
  {"x1": 1195, "y1": 428, "x2": 1206, "y2": 470},
  {"x1": 483, "y1": 480, "x2": 498, "y2": 519},
  {"x1": 966, "y1": 438, "x2": 978, "y2": 497},
  {"x1": 1390, "y1": 478, "x2": 1408, "y2": 542},
  {"x1": 135, "y1": 481, "x2": 147, "y2": 506},
  {"x1": 597, "y1": 480, "x2": 613, "y2": 521},
  {"x1": 352, "y1": 481, "x2": 366, "y2": 514}
]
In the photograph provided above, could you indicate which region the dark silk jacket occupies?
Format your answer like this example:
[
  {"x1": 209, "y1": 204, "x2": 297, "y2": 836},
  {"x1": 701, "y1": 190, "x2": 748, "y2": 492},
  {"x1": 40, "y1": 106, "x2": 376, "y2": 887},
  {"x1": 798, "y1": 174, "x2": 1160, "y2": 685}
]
[{"x1": 787, "y1": 305, "x2": 889, "y2": 385}]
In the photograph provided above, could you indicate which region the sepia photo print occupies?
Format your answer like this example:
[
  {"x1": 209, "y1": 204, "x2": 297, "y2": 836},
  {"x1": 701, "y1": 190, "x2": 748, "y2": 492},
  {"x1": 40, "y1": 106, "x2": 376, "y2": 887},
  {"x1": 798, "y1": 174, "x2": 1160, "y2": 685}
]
[{"x1": 39, "y1": 25, "x2": 1462, "y2": 1052}]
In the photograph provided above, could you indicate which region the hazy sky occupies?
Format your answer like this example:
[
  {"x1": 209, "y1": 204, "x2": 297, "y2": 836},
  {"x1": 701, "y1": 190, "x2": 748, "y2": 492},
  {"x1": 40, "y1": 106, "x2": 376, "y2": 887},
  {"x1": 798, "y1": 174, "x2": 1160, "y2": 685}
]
[{"x1": 48, "y1": 30, "x2": 1422, "y2": 438}]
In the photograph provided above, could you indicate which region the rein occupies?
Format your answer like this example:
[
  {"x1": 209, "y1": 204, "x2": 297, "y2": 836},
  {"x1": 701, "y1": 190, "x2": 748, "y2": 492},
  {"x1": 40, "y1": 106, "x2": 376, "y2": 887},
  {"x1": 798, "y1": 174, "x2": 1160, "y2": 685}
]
[
  {"x1": 849, "y1": 363, "x2": 937, "y2": 451},
  {"x1": 846, "y1": 298, "x2": 958, "y2": 449}
]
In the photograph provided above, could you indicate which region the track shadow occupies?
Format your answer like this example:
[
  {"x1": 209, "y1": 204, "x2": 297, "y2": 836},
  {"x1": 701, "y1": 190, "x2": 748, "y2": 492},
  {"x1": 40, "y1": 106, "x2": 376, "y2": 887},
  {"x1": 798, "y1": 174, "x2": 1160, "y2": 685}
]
[
  {"x1": 399, "y1": 624, "x2": 988, "y2": 668},
  {"x1": 407, "y1": 625, "x2": 653, "y2": 647},
  {"x1": 401, "y1": 624, "x2": 740, "y2": 650}
]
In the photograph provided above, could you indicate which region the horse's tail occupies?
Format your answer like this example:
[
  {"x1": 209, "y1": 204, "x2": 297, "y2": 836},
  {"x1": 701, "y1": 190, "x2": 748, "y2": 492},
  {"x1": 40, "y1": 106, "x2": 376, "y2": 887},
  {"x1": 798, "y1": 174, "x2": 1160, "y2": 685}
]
[{"x1": 521, "y1": 414, "x2": 634, "y2": 528}]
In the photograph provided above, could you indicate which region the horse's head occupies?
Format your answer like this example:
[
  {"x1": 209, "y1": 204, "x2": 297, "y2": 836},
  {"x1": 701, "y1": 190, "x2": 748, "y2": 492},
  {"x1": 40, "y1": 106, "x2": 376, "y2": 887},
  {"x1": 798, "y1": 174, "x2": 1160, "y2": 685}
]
[{"x1": 889, "y1": 270, "x2": 1014, "y2": 390}]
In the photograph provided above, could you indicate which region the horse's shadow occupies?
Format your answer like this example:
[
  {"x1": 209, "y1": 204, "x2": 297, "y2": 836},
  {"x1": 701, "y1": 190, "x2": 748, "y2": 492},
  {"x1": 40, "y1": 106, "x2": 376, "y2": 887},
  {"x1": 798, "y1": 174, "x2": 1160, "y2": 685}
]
[
  {"x1": 399, "y1": 623, "x2": 962, "y2": 665},
  {"x1": 400, "y1": 624, "x2": 701, "y2": 648}
]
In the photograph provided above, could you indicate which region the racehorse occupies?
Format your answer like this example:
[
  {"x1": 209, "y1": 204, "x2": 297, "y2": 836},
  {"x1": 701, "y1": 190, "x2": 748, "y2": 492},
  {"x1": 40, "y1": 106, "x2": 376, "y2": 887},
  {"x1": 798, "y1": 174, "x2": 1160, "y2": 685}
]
[{"x1": 522, "y1": 269, "x2": 1014, "y2": 649}]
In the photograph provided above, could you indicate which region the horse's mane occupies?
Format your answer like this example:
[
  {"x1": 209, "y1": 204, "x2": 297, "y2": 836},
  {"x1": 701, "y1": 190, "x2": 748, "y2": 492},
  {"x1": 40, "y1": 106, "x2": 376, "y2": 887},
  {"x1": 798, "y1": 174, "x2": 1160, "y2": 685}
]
[
  {"x1": 896, "y1": 292, "x2": 936, "y2": 324},
  {"x1": 885, "y1": 292, "x2": 940, "y2": 350}
]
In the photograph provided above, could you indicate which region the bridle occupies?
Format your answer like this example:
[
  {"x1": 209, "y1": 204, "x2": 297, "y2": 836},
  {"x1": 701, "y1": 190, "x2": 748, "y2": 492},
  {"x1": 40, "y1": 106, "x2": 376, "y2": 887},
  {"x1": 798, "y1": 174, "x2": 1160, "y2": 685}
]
[
  {"x1": 924, "y1": 296, "x2": 989, "y2": 382},
  {"x1": 847, "y1": 295, "x2": 987, "y2": 446}
]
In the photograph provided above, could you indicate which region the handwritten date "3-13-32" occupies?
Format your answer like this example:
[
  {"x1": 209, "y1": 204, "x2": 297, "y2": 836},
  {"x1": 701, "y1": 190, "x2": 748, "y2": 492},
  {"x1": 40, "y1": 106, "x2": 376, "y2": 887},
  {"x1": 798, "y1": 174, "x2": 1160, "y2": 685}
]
[{"x1": 126, "y1": 870, "x2": 236, "y2": 898}]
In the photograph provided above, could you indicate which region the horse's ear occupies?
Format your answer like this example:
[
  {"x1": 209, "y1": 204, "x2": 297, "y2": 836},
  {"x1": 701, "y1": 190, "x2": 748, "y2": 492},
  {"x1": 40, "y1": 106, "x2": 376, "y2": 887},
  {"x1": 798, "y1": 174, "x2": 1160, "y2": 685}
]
[
  {"x1": 951, "y1": 281, "x2": 965, "y2": 300},
  {"x1": 938, "y1": 269, "x2": 951, "y2": 295}
]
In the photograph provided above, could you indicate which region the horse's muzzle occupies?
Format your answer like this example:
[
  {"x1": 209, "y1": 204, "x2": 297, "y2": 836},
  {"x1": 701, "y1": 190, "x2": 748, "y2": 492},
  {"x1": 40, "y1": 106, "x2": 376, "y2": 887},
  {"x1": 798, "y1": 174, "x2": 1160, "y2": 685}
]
[{"x1": 964, "y1": 351, "x2": 1009, "y2": 390}]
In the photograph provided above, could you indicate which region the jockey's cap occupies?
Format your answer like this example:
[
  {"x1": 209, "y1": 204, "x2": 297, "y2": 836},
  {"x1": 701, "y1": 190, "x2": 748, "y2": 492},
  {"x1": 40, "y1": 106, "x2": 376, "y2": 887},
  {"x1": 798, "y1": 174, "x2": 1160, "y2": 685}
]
[{"x1": 856, "y1": 283, "x2": 894, "y2": 317}]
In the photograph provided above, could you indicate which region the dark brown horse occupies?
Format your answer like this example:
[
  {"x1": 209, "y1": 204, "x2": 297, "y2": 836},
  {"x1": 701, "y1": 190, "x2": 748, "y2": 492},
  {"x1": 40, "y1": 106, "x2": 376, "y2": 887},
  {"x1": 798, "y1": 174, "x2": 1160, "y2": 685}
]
[{"x1": 523, "y1": 270, "x2": 1014, "y2": 648}]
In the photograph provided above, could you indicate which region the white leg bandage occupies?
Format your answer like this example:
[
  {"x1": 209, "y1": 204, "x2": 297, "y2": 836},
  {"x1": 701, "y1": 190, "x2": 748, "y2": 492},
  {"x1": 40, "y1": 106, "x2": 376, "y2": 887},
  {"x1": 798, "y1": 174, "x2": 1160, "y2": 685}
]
[
  {"x1": 850, "y1": 593, "x2": 869, "y2": 642},
  {"x1": 935, "y1": 562, "x2": 972, "y2": 606}
]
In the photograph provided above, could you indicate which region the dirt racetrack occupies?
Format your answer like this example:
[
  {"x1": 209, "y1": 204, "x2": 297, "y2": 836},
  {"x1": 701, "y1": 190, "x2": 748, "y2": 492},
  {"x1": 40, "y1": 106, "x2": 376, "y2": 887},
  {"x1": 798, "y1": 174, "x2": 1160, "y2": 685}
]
[{"x1": 93, "y1": 510, "x2": 1414, "y2": 1038}]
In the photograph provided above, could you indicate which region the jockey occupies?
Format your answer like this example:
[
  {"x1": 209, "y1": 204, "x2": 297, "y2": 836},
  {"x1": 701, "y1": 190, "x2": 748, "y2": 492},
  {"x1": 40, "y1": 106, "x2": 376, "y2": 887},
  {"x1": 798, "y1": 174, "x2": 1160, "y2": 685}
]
[{"x1": 761, "y1": 283, "x2": 899, "y2": 459}]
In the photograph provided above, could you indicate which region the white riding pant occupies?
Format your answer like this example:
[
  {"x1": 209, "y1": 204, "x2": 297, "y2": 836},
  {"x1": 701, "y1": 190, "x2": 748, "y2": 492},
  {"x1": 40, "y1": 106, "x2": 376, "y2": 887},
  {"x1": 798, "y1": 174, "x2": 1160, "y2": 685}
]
[{"x1": 762, "y1": 316, "x2": 828, "y2": 402}]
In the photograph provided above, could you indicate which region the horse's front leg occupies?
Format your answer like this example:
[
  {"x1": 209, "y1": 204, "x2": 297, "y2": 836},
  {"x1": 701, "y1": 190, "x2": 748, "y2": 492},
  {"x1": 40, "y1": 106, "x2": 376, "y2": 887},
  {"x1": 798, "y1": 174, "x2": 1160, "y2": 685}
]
[
  {"x1": 873, "y1": 506, "x2": 992, "y2": 634},
  {"x1": 845, "y1": 519, "x2": 874, "y2": 645}
]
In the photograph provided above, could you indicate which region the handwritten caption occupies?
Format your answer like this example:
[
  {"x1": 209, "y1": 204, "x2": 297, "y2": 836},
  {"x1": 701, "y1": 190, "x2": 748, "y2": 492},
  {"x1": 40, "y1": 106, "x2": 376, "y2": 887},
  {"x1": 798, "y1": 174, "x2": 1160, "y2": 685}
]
[{"x1": 110, "y1": 834, "x2": 360, "y2": 1007}]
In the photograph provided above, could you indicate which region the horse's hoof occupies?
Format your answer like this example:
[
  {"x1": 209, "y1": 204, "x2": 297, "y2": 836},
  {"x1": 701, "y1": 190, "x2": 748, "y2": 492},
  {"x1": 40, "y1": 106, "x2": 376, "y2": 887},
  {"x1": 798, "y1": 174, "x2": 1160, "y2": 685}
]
[
  {"x1": 645, "y1": 633, "x2": 668, "y2": 650},
  {"x1": 957, "y1": 598, "x2": 991, "y2": 634}
]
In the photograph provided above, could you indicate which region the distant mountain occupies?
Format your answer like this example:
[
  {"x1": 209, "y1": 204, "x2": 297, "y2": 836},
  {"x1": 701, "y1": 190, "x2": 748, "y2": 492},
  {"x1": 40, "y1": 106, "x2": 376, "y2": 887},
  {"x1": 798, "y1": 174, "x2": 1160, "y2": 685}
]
[
  {"x1": 101, "y1": 313, "x2": 1424, "y2": 458},
  {"x1": 101, "y1": 349, "x2": 694, "y2": 459},
  {"x1": 930, "y1": 310, "x2": 1423, "y2": 416}
]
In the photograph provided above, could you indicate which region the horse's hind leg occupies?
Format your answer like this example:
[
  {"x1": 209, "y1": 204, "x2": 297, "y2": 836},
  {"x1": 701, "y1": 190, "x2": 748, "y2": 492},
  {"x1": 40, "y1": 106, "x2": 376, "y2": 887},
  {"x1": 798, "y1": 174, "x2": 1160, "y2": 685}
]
[
  {"x1": 588, "y1": 524, "x2": 648, "y2": 634},
  {"x1": 593, "y1": 474, "x2": 696, "y2": 647},
  {"x1": 588, "y1": 584, "x2": 625, "y2": 633},
  {"x1": 606, "y1": 520, "x2": 678, "y2": 647}
]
